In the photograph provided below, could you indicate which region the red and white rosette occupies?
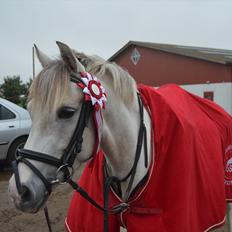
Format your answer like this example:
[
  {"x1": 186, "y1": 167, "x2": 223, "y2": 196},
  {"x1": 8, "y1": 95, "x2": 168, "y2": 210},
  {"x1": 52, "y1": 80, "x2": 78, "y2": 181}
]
[
  {"x1": 77, "y1": 72, "x2": 107, "y2": 111},
  {"x1": 76, "y1": 71, "x2": 107, "y2": 160}
]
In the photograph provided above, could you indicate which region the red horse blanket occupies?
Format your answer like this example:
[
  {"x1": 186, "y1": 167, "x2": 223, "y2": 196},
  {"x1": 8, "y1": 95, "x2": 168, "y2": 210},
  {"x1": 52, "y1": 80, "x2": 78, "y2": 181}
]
[{"x1": 66, "y1": 84, "x2": 232, "y2": 232}]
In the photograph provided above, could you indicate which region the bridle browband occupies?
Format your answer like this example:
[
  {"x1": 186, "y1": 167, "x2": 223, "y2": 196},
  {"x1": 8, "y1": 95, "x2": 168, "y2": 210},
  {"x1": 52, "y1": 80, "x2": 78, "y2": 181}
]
[{"x1": 12, "y1": 71, "x2": 150, "y2": 232}]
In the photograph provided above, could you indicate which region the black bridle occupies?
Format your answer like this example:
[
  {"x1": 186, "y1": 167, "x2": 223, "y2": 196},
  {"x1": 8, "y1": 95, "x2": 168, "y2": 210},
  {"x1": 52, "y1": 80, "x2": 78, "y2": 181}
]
[
  {"x1": 12, "y1": 72, "x2": 148, "y2": 232},
  {"x1": 12, "y1": 73, "x2": 93, "y2": 195}
]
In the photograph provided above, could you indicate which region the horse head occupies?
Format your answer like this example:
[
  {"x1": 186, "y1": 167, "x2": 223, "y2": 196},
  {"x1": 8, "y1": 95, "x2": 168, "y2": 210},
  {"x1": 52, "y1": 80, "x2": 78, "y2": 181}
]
[
  {"x1": 8, "y1": 41, "x2": 149, "y2": 220},
  {"x1": 8, "y1": 42, "x2": 101, "y2": 213}
]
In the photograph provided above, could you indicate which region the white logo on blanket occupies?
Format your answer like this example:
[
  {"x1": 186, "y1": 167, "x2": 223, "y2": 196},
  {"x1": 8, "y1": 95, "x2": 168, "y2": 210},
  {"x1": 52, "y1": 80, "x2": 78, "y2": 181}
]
[
  {"x1": 225, "y1": 145, "x2": 232, "y2": 185},
  {"x1": 226, "y1": 158, "x2": 232, "y2": 173}
]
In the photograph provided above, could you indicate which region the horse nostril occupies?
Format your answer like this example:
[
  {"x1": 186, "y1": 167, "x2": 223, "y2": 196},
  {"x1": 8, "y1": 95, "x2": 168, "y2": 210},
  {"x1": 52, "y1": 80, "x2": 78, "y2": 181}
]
[{"x1": 21, "y1": 185, "x2": 32, "y2": 202}]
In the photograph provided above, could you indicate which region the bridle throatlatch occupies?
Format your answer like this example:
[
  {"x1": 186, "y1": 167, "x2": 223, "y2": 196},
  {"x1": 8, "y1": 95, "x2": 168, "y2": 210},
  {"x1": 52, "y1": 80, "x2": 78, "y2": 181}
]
[{"x1": 12, "y1": 71, "x2": 149, "y2": 232}]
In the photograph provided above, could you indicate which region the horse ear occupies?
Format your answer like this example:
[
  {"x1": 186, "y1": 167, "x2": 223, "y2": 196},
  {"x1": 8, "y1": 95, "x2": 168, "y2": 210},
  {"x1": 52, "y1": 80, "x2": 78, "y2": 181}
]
[
  {"x1": 56, "y1": 41, "x2": 85, "y2": 73},
  {"x1": 34, "y1": 44, "x2": 52, "y2": 68}
]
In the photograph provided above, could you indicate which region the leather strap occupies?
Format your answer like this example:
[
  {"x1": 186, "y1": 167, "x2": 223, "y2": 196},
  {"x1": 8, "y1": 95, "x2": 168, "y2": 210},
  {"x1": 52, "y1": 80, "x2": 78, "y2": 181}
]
[
  {"x1": 102, "y1": 93, "x2": 148, "y2": 232},
  {"x1": 17, "y1": 149, "x2": 62, "y2": 167},
  {"x1": 67, "y1": 178, "x2": 125, "y2": 214},
  {"x1": 21, "y1": 158, "x2": 52, "y2": 194},
  {"x1": 44, "y1": 206, "x2": 52, "y2": 232},
  {"x1": 12, "y1": 160, "x2": 24, "y2": 195},
  {"x1": 62, "y1": 101, "x2": 92, "y2": 166}
]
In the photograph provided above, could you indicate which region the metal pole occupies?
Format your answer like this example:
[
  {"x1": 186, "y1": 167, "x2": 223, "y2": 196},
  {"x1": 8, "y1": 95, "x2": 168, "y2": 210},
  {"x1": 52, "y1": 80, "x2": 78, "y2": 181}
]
[{"x1": 32, "y1": 46, "x2": 35, "y2": 79}]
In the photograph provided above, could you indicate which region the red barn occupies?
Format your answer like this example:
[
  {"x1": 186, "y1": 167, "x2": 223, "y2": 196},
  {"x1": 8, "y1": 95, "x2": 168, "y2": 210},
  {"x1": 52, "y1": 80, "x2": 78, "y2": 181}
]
[{"x1": 109, "y1": 41, "x2": 232, "y2": 114}]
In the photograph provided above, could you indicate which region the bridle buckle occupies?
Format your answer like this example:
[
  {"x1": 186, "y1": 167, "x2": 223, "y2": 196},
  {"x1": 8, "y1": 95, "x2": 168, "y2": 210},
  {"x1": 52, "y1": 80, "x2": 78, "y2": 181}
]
[
  {"x1": 113, "y1": 202, "x2": 129, "y2": 213},
  {"x1": 55, "y1": 164, "x2": 74, "y2": 185}
]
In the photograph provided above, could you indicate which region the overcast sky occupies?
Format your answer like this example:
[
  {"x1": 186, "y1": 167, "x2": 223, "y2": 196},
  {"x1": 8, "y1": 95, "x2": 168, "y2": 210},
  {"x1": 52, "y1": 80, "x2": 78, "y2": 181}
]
[{"x1": 1, "y1": 0, "x2": 232, "y2": 83}]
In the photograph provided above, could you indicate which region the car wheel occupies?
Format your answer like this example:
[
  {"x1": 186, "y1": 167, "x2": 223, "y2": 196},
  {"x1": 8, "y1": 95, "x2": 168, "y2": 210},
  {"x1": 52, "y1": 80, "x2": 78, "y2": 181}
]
[{"x1": 7, "y1": 137, "x2": 27, "y2": 164}]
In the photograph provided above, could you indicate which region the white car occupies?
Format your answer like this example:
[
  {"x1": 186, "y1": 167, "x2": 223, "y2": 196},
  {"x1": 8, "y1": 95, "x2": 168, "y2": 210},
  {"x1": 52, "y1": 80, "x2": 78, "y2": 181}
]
[{"x1": 0, "y1": 98, "x2": 31, "y2": 163}]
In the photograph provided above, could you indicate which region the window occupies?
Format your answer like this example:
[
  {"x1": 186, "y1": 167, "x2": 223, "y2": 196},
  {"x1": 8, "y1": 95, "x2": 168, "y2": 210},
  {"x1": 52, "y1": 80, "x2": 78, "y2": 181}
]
[
  {"x1": 131, "y1": 48, "x2": 141, "y2": 65},
  {"x1": 0, "y1": 104, "x2": 16, "y2": 120},
  {"x1": 204, "y1": 91, "x2": 214, "y2": 101}
]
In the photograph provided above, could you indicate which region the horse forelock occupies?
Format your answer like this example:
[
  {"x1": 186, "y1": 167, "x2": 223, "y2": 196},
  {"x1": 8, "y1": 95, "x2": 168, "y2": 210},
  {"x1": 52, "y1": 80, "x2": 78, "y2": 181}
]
[
  {"x1": 29, "y1": 60, "x2": 70, "y2": 122},
  {"x1": 29, "y1": 53, "x2": 137, "y2": 121}
]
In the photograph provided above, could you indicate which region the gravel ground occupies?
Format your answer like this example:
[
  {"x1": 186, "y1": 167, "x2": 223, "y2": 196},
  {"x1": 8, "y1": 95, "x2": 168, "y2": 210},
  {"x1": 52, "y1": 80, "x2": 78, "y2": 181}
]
[
  {"x1": 0, "y1": 167, "x2": 229, "y2": 232},
  {"x1": 0, "y1": 169, "x2": 74, "y2": 232}
]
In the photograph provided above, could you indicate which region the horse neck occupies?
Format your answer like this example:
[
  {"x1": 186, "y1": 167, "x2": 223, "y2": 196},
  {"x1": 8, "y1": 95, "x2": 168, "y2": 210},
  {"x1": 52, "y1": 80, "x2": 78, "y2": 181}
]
[{"x1": 100, "y1": 83, "x2": 152, "y2": 199}]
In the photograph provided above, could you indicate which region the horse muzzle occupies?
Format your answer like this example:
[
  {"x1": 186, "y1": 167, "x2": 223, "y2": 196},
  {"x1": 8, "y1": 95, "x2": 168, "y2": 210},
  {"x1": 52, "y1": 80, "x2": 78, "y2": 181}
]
[{"x1": 9, "y1": 172, "x2": 49, "y2": 213}]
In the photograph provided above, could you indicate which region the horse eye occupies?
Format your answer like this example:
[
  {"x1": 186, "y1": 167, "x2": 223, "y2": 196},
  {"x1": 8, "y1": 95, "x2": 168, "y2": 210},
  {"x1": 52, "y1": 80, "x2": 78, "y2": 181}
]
[{"x1": 57, "y1": 106, "x2": 76, "y2": 119}]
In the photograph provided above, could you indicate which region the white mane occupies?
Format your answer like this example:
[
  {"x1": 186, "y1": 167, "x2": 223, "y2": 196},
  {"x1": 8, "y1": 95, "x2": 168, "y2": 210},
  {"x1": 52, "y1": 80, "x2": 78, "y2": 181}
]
[
  {"x1": 29, "y1": 53, "x2": 137, "y2": 119},
  {"x1": 76, "y1": 53, "x2": 137, "y2": 105}
]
